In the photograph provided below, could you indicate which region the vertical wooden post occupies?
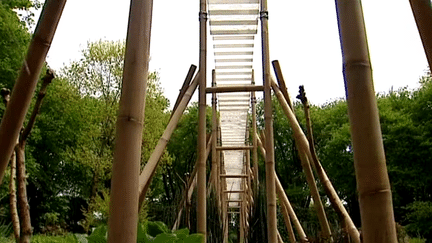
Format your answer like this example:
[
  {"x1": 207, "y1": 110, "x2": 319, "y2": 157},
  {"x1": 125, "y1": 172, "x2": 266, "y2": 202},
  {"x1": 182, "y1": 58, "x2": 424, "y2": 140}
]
[
  {"x1": 251, "y1": 70, "x2": 259, "y2": 196},
  {"x1": 107, "y1": 0, "x2": 152, "y2": 242},
  {"x1": 335, "y1": 1, "x2": 398, "y2": 242},
  {"x1": 197, "y1": 0, "x2": 208, "y2": 239},
  {"x1": 409, "y1": 0, "x2": 432, "y2": 72},
  {"x1": 212, "y1": 70, "x2": 218, "y2": 194},
  {"x1": 260, "y1": 0, "x2": 277, "y2": 242},
  {"x1": 0, "y1": 0, "x2": 66, "y2": 184}
]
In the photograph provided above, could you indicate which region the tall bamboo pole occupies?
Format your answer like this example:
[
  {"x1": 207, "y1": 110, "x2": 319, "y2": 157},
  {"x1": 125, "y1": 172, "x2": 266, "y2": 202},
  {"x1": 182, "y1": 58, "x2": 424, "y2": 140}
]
[
  {"x1": 298, "y1": 86, "x2": 360, "y2": 243},
  {"x1": 197, "y1": 0, "x2": 208, "y2": 239},
  {"x1": 409, "y1": 0, "x2": 432, "y2": 71},
  {"x1": 138, "y1": 72, "x2": 199, "y2": 206},
  {"x1": 260, "y1": 0, "x2": 277, "y2": 242},
  {"x1": 271, "y1": 82, "x2": 332, "y2": 240},
  {"x1": 211, "y1": 70, "x2": 218, "y2": 194},
  {"x1": 334, "y1": 1, "x2": 397, "y2": 242},
  {"x1": 107, "y1": 0, "x2": 152, "y2": 242},
  {"x1": 257, "y1": 135, "x2": 309, "y2": 243},
  {"x1": 172, "y1": 136, "x2": 213, "y2": 231},
  {"x1": 0, "y1": 0, "x2": 66, "y2": 184},
  {"x1": 251, "y1": 70, "x2": 259, "y2": 196}
]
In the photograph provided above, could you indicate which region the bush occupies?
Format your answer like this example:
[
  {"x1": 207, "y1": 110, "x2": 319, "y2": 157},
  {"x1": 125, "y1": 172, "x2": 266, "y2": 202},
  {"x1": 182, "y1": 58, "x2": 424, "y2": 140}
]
[{"x1": 405, "y1": 201, "x2": 432, "y2": 241}]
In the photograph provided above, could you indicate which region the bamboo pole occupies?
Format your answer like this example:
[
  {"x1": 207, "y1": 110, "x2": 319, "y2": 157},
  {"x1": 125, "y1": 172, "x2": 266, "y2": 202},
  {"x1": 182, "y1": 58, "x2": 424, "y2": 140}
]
[
  {"x1": 197, "y1": 0, "x2": 208, "y2": 238},
  {"x1": 277, "y1": 231, "x2": 284, "y2": 243},
  {"x1": 172, "y1": 136, "x2": 213, "y2": 231},
  {"x1": 409, "y1": 0, "x2": 432, "y2": 72},
  {"x1": 138, "y1": 72, "x2": 199, "y2": 206},
  {"x1": 257, "y1": 135, "x2": 309, "y2": 242},
  {"x1": 171, "y1": 65, "x2": 197, "y2": 118},
  {"x1": 107, "y1": 0, "x2": 152, "y2": 241},
  {"x1": 281, "y1": 200, "x2": 296, "y2": 243},
  {"x1": 298, "y1": 86, "x2": 360, "y2": 243},
  {"x1": 251, "y1": 70, "x2": 259, "y2": 196},
  {"x1": 260, "y1": 0, "x2": 277, "y2": 241},
  {"x1": 271, "y1": 82, "x2": 332, "y2": 240},
  {"x1": 211, "y1": 70, "x2": 218, "y2": 195},
  {"x1": 272, "y1": 61, "x2": 293, "y2": 109},
  {"x1": 0, "y1": 0, "x2": 66, "y2": 184},
  {"x1": 335, "y1": 1, "x2": 398, "y2": 242}
]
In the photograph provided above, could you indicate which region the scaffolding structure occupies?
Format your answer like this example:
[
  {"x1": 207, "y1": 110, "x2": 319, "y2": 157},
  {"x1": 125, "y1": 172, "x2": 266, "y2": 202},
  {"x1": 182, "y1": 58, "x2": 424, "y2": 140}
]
[{"x1": 0, "y1": 0, "x2": 431, "y2": 242}]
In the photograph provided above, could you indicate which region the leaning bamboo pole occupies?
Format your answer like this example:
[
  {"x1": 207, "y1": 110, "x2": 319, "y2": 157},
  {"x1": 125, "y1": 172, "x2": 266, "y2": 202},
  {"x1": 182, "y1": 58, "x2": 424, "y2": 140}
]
[
  {"x1": 409, "y1": 0, "x2": 432, "y2": 71},
  {"x1": 334, "y1": 1, "x2": 398, "y2": 242},
  {"x1": 172, "y1": 136, "x2": 213, "y2": 231},
  {"x1": 171, "y1": 65, "x2": 197, "y2": 118},
  {"x1": 260, "y1": 0, "x2": 277, "y2": 241},
  {"x1": 107, "y1": 0, "x2": 152, "y2": 242},
  {"x1": 0, "y1": 0, "x2": 66, "y2": 184},
  {"x1": 197, "y1": 0, "x2": 208, "y2": 239},
  {"x1": 271, "y1": 82, "x2": 332, "y2": 240},
  {"x1": 257, "y1": 135, "x2": 309, "y2": 243},
  {"x1": 298, "y1": 86, "x2": 360, "y2": 243},
  {"x1": 281, "y1": 200, "x2": 296, "y2": 243},
  {"x1": 272, "y1": 61, "x2": 293, "y2": 109},
  {"x1": 138, "y1": 72, "x2": 199, "y2": 206}
]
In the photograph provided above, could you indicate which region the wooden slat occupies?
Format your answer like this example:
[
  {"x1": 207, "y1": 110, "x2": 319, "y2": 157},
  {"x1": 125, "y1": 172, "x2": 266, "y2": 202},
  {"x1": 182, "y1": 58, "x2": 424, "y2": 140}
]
[
  {"x1": 216, "y1": 65, "x2": 253, "y2": 69},
  {"x1": 214, "y1": 43, "x2": 254, "y2": 48},
  {"x1": 215, "y1": 71, "x2": 252, "y2": 75},
  {"x1": 211, "y1": 29, "x2": 257, "y2": 35},
  {"x1": 217, "y1": 146, "x2": 253, "y2": 150},
  {"x1": 209, "y1": 9, "x2": 259, "y2": 16},
  {"x1": 209, "y1": 0, "x2": 259, "y2": 4},
  {"x1": 213, "y1": 35, "x2": 254, "y2": 41},
  {"x1": 206, "y1": 85, "x2": 263, "y2": 93},
  {"x1": 210, "y1": 20, "x2": 258, "y2": 26},
  {"x1": 220, "y1": 174, "x2": 248, "y2": 178},
  {"x1": 214, "y1": 51, "x2": 253, "y2": 56},
  {"x1": 215, "y1": 58, "x2": 253, "y2": 63}
]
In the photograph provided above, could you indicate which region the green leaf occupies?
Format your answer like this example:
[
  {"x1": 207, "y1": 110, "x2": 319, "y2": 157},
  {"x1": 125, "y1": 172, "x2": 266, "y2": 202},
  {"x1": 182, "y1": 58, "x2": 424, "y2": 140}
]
[
  {"x1": 184, "y1": 234, "x2": 205, "y2": 243},
  {"x1": 146, "y1": 221, "x2": 169, "y2": 237}
]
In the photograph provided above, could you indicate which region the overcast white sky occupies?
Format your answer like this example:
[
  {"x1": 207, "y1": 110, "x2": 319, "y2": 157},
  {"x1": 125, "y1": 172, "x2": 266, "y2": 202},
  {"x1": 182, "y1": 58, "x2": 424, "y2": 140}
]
[{"x1": 41, "y1": 0, "x2": 428, "y2": 108}]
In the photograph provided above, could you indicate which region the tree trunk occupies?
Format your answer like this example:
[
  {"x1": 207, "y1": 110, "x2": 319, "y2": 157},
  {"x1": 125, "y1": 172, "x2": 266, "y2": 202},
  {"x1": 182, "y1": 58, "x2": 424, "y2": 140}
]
[
  {"x1": 16, "y1": 143, "x2": 31, "y2": 243},
  {"x1": 9, "y1": 150, "x2": 20, "y2": 242}
]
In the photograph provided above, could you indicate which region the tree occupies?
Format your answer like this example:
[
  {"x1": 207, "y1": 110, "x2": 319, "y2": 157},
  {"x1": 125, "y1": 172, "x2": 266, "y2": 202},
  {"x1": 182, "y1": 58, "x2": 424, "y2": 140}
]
[
  {"x1": 0, "y1": 0, "x2": 37, "y2": 90},
  {"x1": 58, "y1": 40, "x2": 170, "y2": 231}
]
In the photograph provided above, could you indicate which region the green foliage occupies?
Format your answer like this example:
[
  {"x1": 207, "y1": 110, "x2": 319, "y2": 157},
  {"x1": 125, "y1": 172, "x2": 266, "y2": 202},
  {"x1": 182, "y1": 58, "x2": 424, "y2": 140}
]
[
  {"x1": 405, "y1": 201, "x2": 432, "y2": 240},
  {"x1": 0, "y1": 0, "x2": 31, "y2": 89},
  {"x1": 84, "y1": 222, "x2": 204, "y2": 243}
]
